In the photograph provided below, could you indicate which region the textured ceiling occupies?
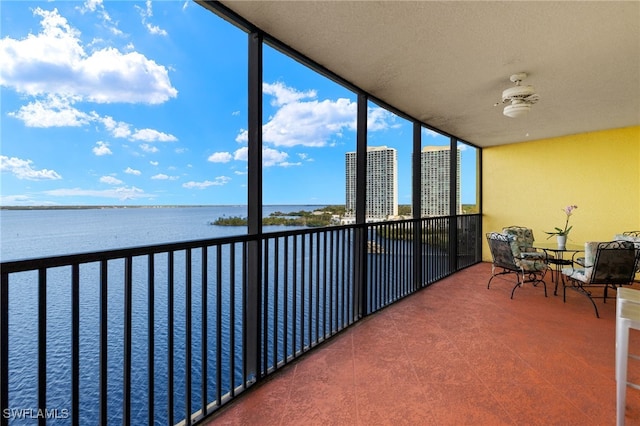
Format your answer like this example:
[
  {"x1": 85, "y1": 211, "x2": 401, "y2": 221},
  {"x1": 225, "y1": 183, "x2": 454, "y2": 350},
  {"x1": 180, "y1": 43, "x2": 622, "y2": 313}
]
[{"x1": 210, "y1": 1, "x2": 639, "y2": 147}]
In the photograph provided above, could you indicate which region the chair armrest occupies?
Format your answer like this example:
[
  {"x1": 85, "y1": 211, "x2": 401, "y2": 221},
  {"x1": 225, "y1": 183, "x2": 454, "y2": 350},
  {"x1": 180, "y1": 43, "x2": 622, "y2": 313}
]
[
  {"x1": 520, "y1": 251, "x2": 547, "y2": 259},
  {"x1": 570, "y1": 250, "x2": 588, "y2": 267}
]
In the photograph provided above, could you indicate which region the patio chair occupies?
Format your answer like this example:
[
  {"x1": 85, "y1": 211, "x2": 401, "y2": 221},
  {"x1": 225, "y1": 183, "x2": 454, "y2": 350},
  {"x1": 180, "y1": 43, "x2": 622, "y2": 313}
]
[
  {"x1": 501, "y1": 225, "x2": 550, "y2": 260},
  {"x1": 562, "y1": 240, "x2": 639, "y2": 318},
  {"x1": 486, "y1": 232, "x2": 549, "y2": 299},
  {"x1": 618, "y1": 231, "x2": 640, "y2": 277},
  {"x1": 576, "y1": 231, "x2": 640, "y2": 268}
]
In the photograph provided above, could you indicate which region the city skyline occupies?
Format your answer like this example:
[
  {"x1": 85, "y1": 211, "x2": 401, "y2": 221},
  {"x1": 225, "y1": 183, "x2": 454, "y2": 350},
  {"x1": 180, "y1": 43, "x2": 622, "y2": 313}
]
[{"x1": 0, "y1": 1, "x2": 477, "y2": 207}]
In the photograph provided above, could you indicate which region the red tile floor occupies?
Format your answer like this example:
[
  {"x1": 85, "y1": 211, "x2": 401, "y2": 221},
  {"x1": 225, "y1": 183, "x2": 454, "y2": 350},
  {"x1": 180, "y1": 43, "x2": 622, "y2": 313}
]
[{"x1": 205, "y1": 262, "x2": 640, "y2": 425}]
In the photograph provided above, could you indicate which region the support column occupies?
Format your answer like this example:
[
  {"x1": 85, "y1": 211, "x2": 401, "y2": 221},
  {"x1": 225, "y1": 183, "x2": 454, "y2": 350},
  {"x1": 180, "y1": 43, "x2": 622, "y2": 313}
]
[
  {"x1": 449, "y1": 137, "x2": 458, "y2": 273},
  {"x1": 412, "y1": 123, "x2": 422, "y2": 290},
  {"x1": 247, "y1": 31, "x2": 263, "y2": 381},
  {"x1": 354, "y1": 93, "x2": 368, "y2": 318}
]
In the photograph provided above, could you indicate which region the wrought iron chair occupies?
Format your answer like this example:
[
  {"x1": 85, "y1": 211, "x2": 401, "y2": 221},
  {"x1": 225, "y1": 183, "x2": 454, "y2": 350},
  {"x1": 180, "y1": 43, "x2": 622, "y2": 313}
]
[
  {"x1": 486, "y1": 232, "x2": 549, "y2": 299},
  {"x1": 577, "y1": 231, "x2": 640, "y2": 268},
  {"x1": 620, "y1": 231, "x2": 640, "y2": 277},
  {"x1": 501, "y1": 225, "x2": 550, "y2": 260},
  {"x1": 561, "y1": 240, "x2": 640, "y2": 318}
]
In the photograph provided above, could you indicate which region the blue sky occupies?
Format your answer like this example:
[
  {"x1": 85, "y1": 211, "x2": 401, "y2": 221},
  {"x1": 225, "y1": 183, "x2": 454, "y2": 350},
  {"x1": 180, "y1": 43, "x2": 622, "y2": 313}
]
[{"x1": 1, "y1": 1, "x2": 477, "y2": 207}]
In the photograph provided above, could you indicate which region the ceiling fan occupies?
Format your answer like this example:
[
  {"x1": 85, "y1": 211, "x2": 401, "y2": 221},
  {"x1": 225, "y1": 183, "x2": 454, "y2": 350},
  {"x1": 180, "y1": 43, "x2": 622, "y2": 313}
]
[{"x1": 498, "y1": 72, "x2": 540, "y2": 118}]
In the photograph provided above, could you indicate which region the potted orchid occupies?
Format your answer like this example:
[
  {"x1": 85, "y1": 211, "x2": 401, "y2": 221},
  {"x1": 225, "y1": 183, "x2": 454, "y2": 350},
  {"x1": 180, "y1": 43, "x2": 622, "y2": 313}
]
[{"x1": 546, "y1": 204, "x2": 578, "y2": 248}]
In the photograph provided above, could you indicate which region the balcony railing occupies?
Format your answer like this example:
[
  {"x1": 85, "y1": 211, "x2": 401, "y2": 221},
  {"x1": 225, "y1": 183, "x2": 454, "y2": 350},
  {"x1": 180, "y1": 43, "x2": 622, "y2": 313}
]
[{"x1": 0, "y1": 214, "x2": 481, "y2": 425}]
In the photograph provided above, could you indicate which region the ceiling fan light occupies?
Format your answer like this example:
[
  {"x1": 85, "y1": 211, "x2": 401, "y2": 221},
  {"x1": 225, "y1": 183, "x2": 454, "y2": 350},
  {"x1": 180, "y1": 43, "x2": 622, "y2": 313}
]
[
  {"x1": 503, "y1": 103, "x2": 530, "y2": 118},
  {"x1": 502, "y1": 85, "x2": 536, "y2": 102}
]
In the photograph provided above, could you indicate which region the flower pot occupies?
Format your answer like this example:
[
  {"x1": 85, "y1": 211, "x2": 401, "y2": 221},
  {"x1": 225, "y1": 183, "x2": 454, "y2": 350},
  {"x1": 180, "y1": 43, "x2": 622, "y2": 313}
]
[{"x1": 557, "y1": 235, "x2": 567, "y2": 249}]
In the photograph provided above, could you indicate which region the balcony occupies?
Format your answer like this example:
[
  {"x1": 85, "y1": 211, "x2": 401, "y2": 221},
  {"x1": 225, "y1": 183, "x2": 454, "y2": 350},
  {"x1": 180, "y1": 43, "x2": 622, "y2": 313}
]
[
  {"x1": 1, "y1": 2, "x2": 638, "y2": 425},
  {"x1": 206, "y1": 262, "x2": 640, "y2": 425},
  {"x1": 0, "y1": 216, "x2": 481, "y2": 425}
]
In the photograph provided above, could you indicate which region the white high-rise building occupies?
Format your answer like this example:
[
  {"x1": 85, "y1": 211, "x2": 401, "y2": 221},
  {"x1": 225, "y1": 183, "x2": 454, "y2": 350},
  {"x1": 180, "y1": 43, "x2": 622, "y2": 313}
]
[
  {"x1": 345, "y1": 146, "x2": 398, "y2": 220},
  {"x1": 421, "y1": 146, "x2": 461, "y2": 217}
]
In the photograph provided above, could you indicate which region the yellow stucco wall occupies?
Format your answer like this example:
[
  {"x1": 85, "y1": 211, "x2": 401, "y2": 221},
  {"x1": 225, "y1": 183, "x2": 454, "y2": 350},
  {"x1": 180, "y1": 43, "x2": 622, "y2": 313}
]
[{"x1": 482, "y1": 126, "x2": 640, "y2": 261}]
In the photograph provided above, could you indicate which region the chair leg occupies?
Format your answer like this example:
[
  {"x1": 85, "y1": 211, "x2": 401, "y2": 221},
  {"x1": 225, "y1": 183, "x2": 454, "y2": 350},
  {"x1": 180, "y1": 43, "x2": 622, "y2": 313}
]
[
  {"x1": 487, "y1": 269, "x2": 507, "y2": 289},
  {"x1": 510, "y1": 273, "x2": 523, "y2": 299},
  {"x1": 580, "y1": 286, "x2": 601, "y2": 318},
  {"x1": 590, "y1": 295, "x2": 601, "y2": 318},
  {"x1": 563, "y1": 278, "x2": 600, "y2": 318}
]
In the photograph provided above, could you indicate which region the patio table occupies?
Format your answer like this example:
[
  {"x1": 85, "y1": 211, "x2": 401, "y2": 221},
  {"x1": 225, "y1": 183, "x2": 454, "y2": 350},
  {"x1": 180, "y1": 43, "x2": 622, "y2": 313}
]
[{"x1": 532, "y1": 242, "x2": 583, "y2": 295}]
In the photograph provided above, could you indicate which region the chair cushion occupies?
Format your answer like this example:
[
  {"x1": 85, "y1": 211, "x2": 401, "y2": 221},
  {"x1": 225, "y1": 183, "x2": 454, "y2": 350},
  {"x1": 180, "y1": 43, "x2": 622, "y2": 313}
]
[
  {"x1": 502, "y1": 227, "x2": 532, "y2": 257},
  {"x1": 516, "y1": 257, "x2": 548, "y2": 272},
  {"x1": 583, "y1": 241, "x2": 599, "y2": 267},
  {"x1": 562, "y1": 266, "x2": 591, "y2": 283},
  {"x1": 502, "y1": 226, "x2": 549, "y2": 259},
  {"x1": 567, "y1": 241, "x2": 599, "y2": 282},
  {"x1": 520, "y1": 251, "x2": 548, "y2": 260}
]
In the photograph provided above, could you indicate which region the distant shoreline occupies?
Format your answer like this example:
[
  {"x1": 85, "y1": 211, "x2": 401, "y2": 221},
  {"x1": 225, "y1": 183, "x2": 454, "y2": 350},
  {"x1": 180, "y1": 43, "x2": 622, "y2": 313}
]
[{"x1": 0, "y1": 204, "x2": 329, "y2": 211}]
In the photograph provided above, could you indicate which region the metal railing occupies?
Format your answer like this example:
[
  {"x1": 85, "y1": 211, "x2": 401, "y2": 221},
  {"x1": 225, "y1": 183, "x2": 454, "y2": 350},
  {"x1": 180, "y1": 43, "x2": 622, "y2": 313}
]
[{"x1": 0, "y1": 214, "x2": 481, "y2": 425}]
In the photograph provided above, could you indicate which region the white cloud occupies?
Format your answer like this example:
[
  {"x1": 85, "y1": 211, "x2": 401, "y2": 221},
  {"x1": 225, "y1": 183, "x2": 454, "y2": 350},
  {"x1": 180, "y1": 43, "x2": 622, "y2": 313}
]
[
  {"x1": 182, "y1": 176, "x2": 231, "y2": 189},
  {"x1": 9, "y1": 95, "x2": 96, "y2": 128},
  {"x1": 233, "y1": 147, "x2": 248, "y2": 161},
  {"x1": 367, "y1": 107, "x2": 397, "y2": 131},
  {"x1": 124, "y1": 167, "x2": 141, "y2": 175},
  {"x1": 0, "y1": 155, "x2": 62, "y2": 180},
  {"x1": 101, "y1": 116, "x2": 131, "y2": 138},
  {"x1": 44, "y1": 186, "x2": 147, "y2": 201},
  {"x1": 1, "y1": 7, "x2": 178, "y2": 142},
  {"x1": 131, "y1": 128, "x2": 177, "y2": 142},
  {"x1": 232, "y1": 146, "x2": 289, "y2": 167},
  {"x1": 79, "y1": 0, "x2": 103, "y2": 14},
  {"x1": 146, "y1": 23, "x2": 167, "y2": 36},
  {"x1": 99, "y1": 175, "x2": 122, "y2": 185},
  {"x1": 278, "y1": 162, "x2": 302, "y2": 167},
  {"x1": 149, "y1": 161, "x2": 159, "y2": 166},
  {"x1": 262, "y1": 97, "x2": 355, "y2": 147},
  {"x1": 236, "y1": 82, "x2": 396, "y2": 148},
  {"x1": 101, "y1": 119, "x2": 176, "y2": 143},
  {"x1": 77, "y1": 0, "x2": 122, "y2": 36},
  {"x1": 136, "y1": 0, "x2": 168, "y2": 36},
  {"x1": 151, "y1": 173, "x2": 179, "y2": 180},
  {"x1": 93, "y1": 141, "x2": 112, "y2": 156},
  {"x1": 263, "y1": 81, "x2": 317, "y2": 107},
  {"x1": 423, "y1": 128, "x2": 442, "y2": 138},
  {"x1": 263, "y1": 147, "x2": 289, "y2": 167},
  {"x1": 0, "y1": 8, "x2": 177, "y2": 104},
  {"x1": 140, "y1": 144, "x2": 159, "y2": 153},
  {"x1": 208, "y1": 152, "x2": 232, "y2": 163}
]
